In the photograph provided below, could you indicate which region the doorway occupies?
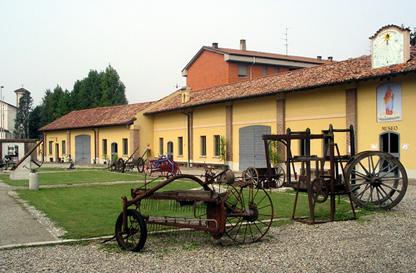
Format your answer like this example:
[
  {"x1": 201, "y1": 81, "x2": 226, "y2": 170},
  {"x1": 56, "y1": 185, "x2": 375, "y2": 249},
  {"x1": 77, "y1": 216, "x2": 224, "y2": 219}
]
[
  {"x1": 167, "y1": 141, "x2": 173, "y2": 161},
  {"x1": 239, "y1": 125, "x2": 271, "y2": 170},
  {"x1": 380, "y1": 132, "x2": 400, "y2": 159}
]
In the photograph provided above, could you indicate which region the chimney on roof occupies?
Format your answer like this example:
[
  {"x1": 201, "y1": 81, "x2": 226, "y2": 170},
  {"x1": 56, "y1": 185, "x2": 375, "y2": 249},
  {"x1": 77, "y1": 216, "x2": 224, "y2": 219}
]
[
  {"x1": 212, "y1": 42, "x2": 218, "y2": 49},
  {"x1": 240, "y1": 39, "x2": 246, "y2": 51},
  {"x1": 180, "y1": 86, "x2": 191, "y2": 103},
  {"x1": 328, "y1": 56, "x2": 333, "y2": 62},
  {"x1": 317, "y1": 56, "x2": 322, "y2": 60}
]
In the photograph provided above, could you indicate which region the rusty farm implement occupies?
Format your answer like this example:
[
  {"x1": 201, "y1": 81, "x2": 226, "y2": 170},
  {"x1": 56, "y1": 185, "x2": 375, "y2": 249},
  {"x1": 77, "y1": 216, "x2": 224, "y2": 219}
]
[
  {"x1": 262, "y1": 124, "x2": 408, "y2": 223},
  {"x1": 115, "y1": 124, "x2": 407, "y2": 251},
  {"x1": 115, "y1": 167, "x2": 274, "y2": 252}
]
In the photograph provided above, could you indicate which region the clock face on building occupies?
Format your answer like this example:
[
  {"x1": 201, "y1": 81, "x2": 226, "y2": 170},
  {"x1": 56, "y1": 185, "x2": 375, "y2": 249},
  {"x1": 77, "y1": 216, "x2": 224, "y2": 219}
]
[{"x1": 372, "y1": 29, "x2": 404, "y2": 68}]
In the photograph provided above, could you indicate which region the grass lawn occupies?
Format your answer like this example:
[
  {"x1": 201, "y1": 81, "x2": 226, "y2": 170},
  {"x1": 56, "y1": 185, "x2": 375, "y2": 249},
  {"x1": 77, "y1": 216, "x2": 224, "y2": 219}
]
[
  {"x1": 16, "y1": 179, "x2": 367, "y2": 239},
  {"x1": 0, "y1": 169, "x2": 145, "y2": 187}
]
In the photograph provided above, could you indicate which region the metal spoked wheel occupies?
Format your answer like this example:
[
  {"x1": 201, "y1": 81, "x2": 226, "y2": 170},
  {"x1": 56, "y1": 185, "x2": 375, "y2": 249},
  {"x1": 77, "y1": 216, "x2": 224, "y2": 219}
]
[
  {"x1": 137, "y1": 157, "x2": 145, "y2": 173},
  {"x1": 224, "y1": 183, "x2": 274, "y2": 244},
  {"x1": 311, "y1": 177, "x2": 329, "y2": 203},
  {"x1": 345, "y1": 151, "x2": 408, "y2": 210},
  {"x1": 118, "y1": 158, "x2": 125, "y2": 173},
  {"x1": 243, "y1": 167, "x2": 260, "y2": 187},
  {"x1": 271, "y1": 166, "x2": 286, "y2": 188},
  {"x1": 115, "y1": 209, "x2": 147, "y2": 252}
]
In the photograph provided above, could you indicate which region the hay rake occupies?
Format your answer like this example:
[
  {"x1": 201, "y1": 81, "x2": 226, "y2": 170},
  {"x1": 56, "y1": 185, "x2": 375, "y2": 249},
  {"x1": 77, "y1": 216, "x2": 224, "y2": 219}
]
[{"x1": 115, "y1": 169, "x2": 274, "y2": 252}]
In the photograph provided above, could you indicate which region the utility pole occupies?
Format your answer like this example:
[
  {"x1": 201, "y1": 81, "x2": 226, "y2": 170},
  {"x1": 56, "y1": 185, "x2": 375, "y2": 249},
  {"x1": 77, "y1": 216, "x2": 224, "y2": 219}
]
[{"x1": 0, "y1": 86, "x2": 3, "y2": 139}]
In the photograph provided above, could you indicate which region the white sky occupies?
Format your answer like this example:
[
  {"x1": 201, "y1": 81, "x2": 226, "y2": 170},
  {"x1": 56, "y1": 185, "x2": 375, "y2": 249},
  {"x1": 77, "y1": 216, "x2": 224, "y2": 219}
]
[{"x1": 1, "y1": 0, "x2": 415, "y2": 107}]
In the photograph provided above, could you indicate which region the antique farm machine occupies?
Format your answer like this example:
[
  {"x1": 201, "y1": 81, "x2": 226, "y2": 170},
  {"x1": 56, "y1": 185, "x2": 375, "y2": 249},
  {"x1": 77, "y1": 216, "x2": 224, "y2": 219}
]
[
  {"x1": 262, "y1": 124, "x2": 408, "y2": 224},
  {"x1": 115, "y1": 167, "x2": 273, "y2": 252}
]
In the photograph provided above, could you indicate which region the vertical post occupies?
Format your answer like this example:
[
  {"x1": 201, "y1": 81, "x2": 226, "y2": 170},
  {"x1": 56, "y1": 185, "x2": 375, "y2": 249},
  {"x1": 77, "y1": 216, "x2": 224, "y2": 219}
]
[{"x1": 0, "y1": 86, "x2": 3, "y2": 139}]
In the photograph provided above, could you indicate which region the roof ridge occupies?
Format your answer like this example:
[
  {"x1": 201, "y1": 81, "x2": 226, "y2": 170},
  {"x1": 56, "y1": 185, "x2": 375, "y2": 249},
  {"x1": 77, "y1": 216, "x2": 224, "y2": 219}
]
[{"x1": 146, "y1": 46, "x2": 416, "y2": 115}]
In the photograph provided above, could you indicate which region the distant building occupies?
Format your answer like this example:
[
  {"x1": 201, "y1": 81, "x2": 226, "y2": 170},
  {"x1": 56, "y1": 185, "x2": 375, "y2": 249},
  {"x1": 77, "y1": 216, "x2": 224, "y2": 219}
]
[
  {"x1": 182, "y1": 39, "x2": 332, "y2": 91},
  {"x1": 0, "y1": 87, "x2": 30, "y2": 139}
]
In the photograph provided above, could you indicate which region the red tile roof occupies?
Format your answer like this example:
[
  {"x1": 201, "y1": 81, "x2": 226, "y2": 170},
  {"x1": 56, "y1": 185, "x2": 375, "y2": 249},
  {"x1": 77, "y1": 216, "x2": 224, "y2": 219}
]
[
  {"x1": 39, "y1": 102, "x2": 155, "y2": 131},
  {"x1": 148, "y1": 46, "x2": 416, "y2": 115},
  {"x1": 208, "y1": 46, "x2": 333, "y2": 64},
  {"x1": 182, "y1": 46, "x2": 331, "y2": 73}
]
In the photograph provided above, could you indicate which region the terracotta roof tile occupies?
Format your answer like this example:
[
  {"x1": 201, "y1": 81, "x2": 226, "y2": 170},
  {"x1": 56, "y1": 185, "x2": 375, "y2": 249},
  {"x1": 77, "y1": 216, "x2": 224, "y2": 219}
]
[
  {"x1": 207, "y1": 46, "x2": 333, "y2": 64},
  {"x1": 182, "y1": 46, "x2": 331, "y2": 72},
  {"x1": 148, "y1": 46, "x2": 416, "y2": 115},
  {"x1": 40, "y1": 101, "x2": 155, "y2": 131}
]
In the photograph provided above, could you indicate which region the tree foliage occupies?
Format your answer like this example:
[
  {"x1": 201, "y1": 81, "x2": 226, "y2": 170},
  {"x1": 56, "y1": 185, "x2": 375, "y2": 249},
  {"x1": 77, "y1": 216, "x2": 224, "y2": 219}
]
[
  {"x1": 29, "y1": 64, "x2": 128, "y2": 138},
  {"x1": 14, "y1": 91, "x2": 33, "y2": 139}
]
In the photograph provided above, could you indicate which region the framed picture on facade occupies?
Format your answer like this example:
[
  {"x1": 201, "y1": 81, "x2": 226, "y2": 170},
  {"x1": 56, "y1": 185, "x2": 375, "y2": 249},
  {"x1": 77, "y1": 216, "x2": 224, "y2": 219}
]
[{"x1": 377, "y1": 82, "x2": 402, "y2": 122}]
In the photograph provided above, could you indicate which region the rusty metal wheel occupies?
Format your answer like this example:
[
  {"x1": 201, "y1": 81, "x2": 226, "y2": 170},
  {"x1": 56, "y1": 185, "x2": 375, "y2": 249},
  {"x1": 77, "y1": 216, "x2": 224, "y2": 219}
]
[
  {"x1": 224, "y1": 183, "x2": 273, "y2": 244},
  {"x1": 243, "y1": 167, "x2": 260, "y2": 187},
  {"x1": 271, "y1": 166, "x2": 285, "y2": 188},
  {"x1": 345, "y1": 151, "x2": 408, "y2": 210},
  {"x1": 311, "y1": 177, "x2": 329, "y2": 203},
  {"x1": 118, "y1": 158, "x2": 125, "y2": 173},
  {"x1": 115, "y1": 209, "x2": 147, "y2": 252},
  {"x1": 137, "y1": 157, "x2": 145, "y2": 173}
]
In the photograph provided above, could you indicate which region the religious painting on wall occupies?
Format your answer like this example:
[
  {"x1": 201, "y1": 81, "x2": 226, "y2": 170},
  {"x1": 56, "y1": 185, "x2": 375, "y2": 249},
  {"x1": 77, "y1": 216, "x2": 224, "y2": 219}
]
[{"x1": 377, "y1": 82, "x2": 402, "y2": 122}]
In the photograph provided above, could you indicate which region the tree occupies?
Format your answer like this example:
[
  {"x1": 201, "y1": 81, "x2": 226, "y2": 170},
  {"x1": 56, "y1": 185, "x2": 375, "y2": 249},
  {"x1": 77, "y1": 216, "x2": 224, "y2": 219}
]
[
  {"x1": 40, "y1": 85, "x2": 65, "y2": 126},
  {"x1": 411, "y1": 27, "x2": 416, "y2": 46},
  {"x1": 29, "y1": 105, "x2": 42, "y2": 139},
  {"x1": 14, "y1": 91, "x2": 33, "y2": 139},
  {"x1": 99, "y1": 65, "x2": 127, "y2": 106},
  {"x1": 31, "y1": 65, "x2": 128, "y2": 135}
]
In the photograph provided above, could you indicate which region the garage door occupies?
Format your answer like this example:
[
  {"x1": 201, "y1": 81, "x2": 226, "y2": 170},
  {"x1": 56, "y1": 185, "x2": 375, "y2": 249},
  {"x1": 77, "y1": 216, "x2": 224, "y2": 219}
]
[
  {"x1": 239, "y1": 125, "x2": 271, "y2": 170},
  {"x1": 75, "y1": 135, "x2": 91, "y2": 164}
]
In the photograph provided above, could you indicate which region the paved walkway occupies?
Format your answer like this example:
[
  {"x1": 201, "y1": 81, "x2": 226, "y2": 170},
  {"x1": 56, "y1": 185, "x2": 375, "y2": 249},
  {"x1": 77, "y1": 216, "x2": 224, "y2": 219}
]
[
  {"x1": 0, "y1": 182, "x2": 58, "y2": 247},
  {"x1": 0, "y1": 166, "x2": 215, "y2": 249}
]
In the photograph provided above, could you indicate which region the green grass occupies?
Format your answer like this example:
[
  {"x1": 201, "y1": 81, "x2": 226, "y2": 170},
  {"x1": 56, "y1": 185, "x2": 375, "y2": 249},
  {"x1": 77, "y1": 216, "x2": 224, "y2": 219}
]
[
  {"x1": 0, "y1": 170, "x2": 145, "y2": 187},
  {"x1": 8, "y1": 169, "x2": 369, "y2": 240},
  {"x1": 16, "y1": 179, "x2": 200, "y2": 239},
  {"x1": 16, "y1": 180, "x2": 367, "y2": 240}
]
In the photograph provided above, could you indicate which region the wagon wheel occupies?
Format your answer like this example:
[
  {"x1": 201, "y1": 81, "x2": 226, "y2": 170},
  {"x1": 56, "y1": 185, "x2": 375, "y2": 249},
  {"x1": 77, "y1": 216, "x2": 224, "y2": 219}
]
[
  {"x1": 271, "y1": 166, "x2": 285, "y2": 188},
  {"x1": 224, "y1": 183, "x2": 273, "y2": 244},
  {"x1": 311, "y1": 177, "x2": 329, "y2": 203},
  {"x1": 115, "y1": 209, "x2": 147, "y2": 252},
  {"x1": 243, "y1": 167, "x2": 260, "y2": 187},
  {"x1": 344, "y1": 151, "x2": 408, "y2": 210},
  {"x1": 118, "y1": 158, "x2": 126, "y2": 173},
  {"x1": 110, "y1": 161, "x2": 117, "y2": 172},
  {"x1": 137, "y1": 157, "x2": 145, "y2": 173}
]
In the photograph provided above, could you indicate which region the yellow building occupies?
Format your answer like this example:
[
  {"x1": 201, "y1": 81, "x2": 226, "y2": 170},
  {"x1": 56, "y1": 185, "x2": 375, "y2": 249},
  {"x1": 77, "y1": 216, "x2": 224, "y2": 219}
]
[
  {"x1": 39, "y1": 102, "x2": 157, "y2": 164},
  {"x1": 41, "y1": 25, "x2": 416, "y2": 178}
]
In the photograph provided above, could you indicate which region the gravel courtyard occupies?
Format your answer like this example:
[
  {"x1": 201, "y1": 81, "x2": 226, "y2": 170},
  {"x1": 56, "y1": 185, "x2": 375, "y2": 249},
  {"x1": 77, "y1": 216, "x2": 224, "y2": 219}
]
[{"x1": 1, "y1": 185, "x2": 415, "y2": 273}]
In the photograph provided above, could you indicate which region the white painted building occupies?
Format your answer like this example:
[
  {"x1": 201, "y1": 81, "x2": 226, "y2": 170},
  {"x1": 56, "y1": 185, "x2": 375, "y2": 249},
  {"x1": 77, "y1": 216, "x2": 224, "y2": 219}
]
[{"x1": 0, "y1": 88, "x2": 30, "y2": 139}]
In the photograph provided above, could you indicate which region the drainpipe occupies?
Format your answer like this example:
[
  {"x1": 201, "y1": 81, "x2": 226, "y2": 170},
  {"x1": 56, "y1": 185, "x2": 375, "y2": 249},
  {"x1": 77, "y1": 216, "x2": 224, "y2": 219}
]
[
  {"x1": 250, "y1": 57, "x2": 256, "y2": 79},
  {"x1": 180, "y1": 111, "x2": 191, "y2": 167},
  {"x1": 91, "y1": 128, "x2": 97, "y2": 164}
]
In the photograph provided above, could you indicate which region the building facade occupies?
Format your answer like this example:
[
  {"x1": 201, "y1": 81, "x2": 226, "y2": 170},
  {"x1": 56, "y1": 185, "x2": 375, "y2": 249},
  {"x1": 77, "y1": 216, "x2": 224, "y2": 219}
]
[
  {"x1": 182, "y1": 40, "x2": 332, "y2": 91},
  {"x1": 40, "y1": 25, "x2": 416, "y2": 178}
]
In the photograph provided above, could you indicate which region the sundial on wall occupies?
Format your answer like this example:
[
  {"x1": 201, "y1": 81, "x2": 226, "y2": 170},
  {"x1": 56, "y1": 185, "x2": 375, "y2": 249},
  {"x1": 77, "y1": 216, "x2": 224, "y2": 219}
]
[{"x1": 370, "y1": 25, "x2": 411, "y2": 69}]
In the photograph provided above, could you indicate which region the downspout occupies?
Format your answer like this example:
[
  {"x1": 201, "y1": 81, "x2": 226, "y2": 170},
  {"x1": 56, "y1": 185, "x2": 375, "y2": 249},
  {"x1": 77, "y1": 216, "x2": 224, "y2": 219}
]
[
  {"x1": 180, "y1": 111, "x2": 191, "y2": 167},
  {"x1": 250, "y1": 57, "x2": 256, "y2": 79},
  {"x1": 91, "y1": 128, "x2": 97, "y2": 164}
]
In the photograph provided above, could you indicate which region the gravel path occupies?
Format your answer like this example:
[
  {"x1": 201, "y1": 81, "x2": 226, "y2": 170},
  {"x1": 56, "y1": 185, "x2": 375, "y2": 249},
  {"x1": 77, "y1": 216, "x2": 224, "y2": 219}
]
[{"x1": 1, "y1": 185, "x2": 415, "y2": 273}]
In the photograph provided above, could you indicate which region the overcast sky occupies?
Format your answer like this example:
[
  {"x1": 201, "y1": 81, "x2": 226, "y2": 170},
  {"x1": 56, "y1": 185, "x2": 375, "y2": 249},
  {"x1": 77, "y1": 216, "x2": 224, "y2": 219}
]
[{"x1": 1, "y1": 0, "x2": 415, "y2": 107}]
